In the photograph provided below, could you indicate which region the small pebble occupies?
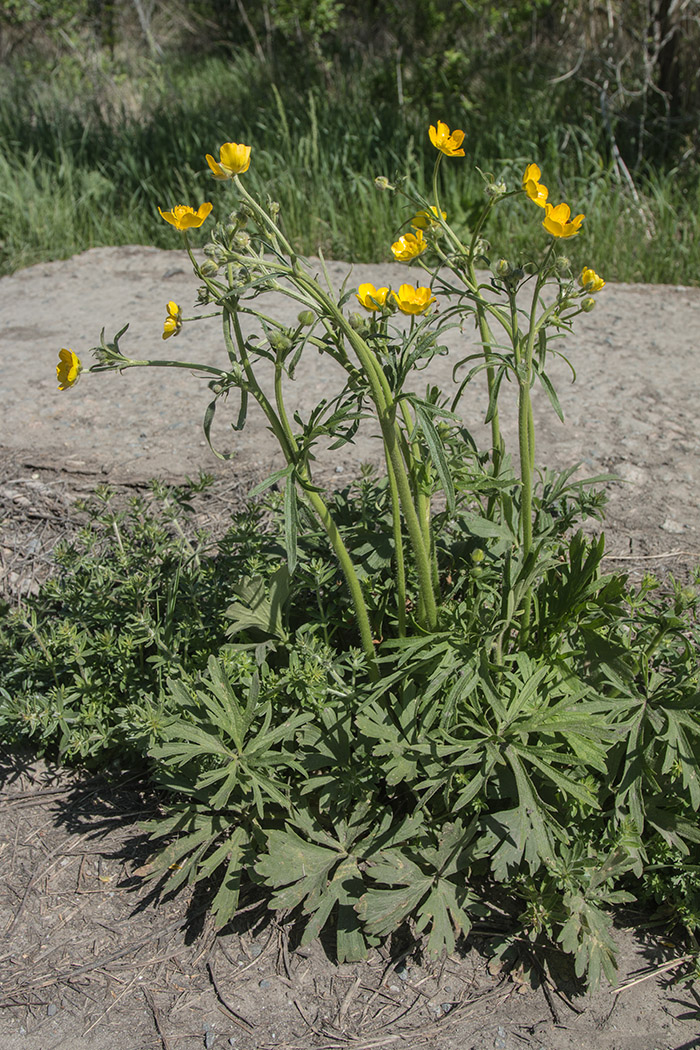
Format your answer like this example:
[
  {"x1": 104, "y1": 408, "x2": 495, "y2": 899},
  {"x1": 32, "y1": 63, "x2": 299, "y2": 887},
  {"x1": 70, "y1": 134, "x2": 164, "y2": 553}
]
[
  {"x1": 259, "y1": 978, "x2": 271, "y2": 989},
  {"x1": 250, "y1": 944, "x2": 263, "y2": 958},
  {"x1": 494, "y1": 1024, "x2": 507, "y2": 1049},
  {"x1": 229, "y1": 1039, "x2": 237, "y2": 1047},
  {"x1": 204, "y1": 1026, "x2": 215, "y2": 1048},
  {"x1": 47, "y1": 1003, "x2": 58, "y2": 1017},
  {"x1": 389, "y1": 983, "x2": 400, "y2": 993}
]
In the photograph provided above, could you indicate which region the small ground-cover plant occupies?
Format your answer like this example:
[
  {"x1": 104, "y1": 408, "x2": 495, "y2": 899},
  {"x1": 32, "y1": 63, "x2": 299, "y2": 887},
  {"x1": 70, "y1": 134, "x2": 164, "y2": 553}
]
[{"x1": 42, "y1": 121, "x2": 700, "y2": 985}]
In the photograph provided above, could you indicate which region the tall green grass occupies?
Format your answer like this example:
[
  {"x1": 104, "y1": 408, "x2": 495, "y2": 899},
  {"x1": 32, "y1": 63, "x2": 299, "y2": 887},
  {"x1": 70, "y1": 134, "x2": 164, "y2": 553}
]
[{"x1": 1, "y1": 51, "x2": 698, "y2": 283}]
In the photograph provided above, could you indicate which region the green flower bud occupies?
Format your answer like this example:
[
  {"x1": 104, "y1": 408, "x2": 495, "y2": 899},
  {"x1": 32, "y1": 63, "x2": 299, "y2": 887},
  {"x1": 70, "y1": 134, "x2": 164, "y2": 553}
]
[
  {"x1": 233, "y1": 231, "x2": 251, "y2": 250},
  {"x1": 200, "y1": 259, "x2": 219, "y2": 277},
  {"x1": 297, "y1": 310, "x2": 315, "y2": 327},
  {"x1": 348, "y1": 312, "x2": 367, "y2": 332},
  {"x1": 581, "y1": 297, "x2": 596, "y2": 312},
  {"x1": 555, "y1": 255, "x2": 571, "y2": 274},
  {"x1": 269, "y1": 331, "x2": 292, "y2": 352},
  {"x1": 268, "y1": 200, "x2": 281, "y2": 218},
  {"x1": 495, "y1": 259, "x2": 511, "y2": 277},
  {"x1": 471, "y1": 549, "x2": 485, "y2": 564},
  {"x1": 203, "y1": 243, "x2": 217, "y2": 258},
  {"x1": 374, "y1": 176, "x2": 394, "y2": 191},
  {"x1": 486, "y1": 179, "x2": 507, "y2": 198}
]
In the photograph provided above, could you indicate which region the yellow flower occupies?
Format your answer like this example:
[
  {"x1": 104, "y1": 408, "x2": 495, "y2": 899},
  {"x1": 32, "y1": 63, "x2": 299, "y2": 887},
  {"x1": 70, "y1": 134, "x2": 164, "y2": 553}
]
[
  {"x1": 356, "y1": 283, "x2": 390, "y2": 311},
  {"x1": 205, "y1": 141, "x2": 252, "y2": 179},
  {"x1": 158, "y1": 202, "x2": 213, "y2": 231},
  {"x1": 429, "y1": 121, "x2": 466, "y2": 157},
  {"x1": 411, "y1": 206, "x2": 447, "y2": 230},
  {"x1": 392, "y1": 284, "x2": 436, "y2": 315},
  {"x1": 580, "y1": 267, "x2": 605, "y2": 292},
  {"x1": 56, "y1": 348, "x2": 82, "y2": 390},
  {"x1": 390, "y1": 230, "x2": 427, "y2": 262},
  {"x1": 522, "y1": 163, "x2": 548, "y2": 208},
  {"x1": 162, "y1": 301, "x2": 182, "y2": 339},
  {"x1": 542, "y1": 202, "x2": 584, "y2": 239}
]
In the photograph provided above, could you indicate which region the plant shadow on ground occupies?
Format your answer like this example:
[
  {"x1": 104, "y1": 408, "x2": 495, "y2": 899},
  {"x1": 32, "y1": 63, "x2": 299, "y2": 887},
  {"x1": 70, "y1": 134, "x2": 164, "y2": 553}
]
[{"x1": 2, "y1": 746, "x2": 700, "y2": 1050}]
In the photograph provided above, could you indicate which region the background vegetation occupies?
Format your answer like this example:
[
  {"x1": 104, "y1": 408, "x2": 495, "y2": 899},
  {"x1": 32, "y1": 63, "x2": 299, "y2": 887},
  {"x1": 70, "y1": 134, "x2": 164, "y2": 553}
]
[{"x1": 1, "y1": 0, "x2": 700, "y2": 282}]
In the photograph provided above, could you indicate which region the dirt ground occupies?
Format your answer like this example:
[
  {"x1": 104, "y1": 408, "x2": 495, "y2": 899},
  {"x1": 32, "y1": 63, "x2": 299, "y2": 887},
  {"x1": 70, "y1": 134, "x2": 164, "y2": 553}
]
[{"x1": 1, "y1": 247, "x2": 700, "y2": 1049}]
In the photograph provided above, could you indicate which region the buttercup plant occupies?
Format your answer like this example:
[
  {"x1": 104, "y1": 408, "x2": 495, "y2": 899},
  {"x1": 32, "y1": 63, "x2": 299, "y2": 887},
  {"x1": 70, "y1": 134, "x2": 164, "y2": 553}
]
[{"x1": 54, "y1": 129, "x2": 700, "y2": 983}]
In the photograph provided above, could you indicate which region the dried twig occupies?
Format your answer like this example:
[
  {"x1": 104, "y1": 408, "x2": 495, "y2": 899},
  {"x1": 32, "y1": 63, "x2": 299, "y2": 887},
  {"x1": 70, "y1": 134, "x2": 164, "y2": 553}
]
[
  {"x1": 612, "y1": 954, "x2": 692, "y2": 995},
  {"x1": 206, "y1": 956, "x2": 255, "y2": 1031}
]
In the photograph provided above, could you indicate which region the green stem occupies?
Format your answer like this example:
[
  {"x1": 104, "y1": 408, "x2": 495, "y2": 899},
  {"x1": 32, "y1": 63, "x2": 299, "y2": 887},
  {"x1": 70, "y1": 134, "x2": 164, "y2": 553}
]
[
  {"x1": 292, "y1": 273, "x2": 439, "y2": 628},
  {"x1": 517, "y1": 242, "x2": 555, "y2": 640},
  {"x1": 226, "y1": 307, "x2": 379, "y2": 677},
  {"x1": 228, "y1": 185, "x2": 437, "y2": 626},
  {"x1": 385, "y1": 453, "x2": 407, "y2": 637}
]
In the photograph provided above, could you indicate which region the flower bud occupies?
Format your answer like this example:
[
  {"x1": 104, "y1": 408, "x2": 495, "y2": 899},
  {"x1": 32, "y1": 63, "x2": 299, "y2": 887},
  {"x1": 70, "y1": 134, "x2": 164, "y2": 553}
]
[
  {"x1": 200, "y1": 259, "x2": 219, "y2": 277},
  {"x1": 555, "y1": 255, "x2": 571, "y2": 274},
  {"x1": 269, "y1": 200, "x2": 281, "y2": 218},
  {"x1": 203, "y1": 243, "x2": 217, "y2": 258},
  {"x1": 581, "y1": 297, "x2": 596, "y2": 312},
  {"x1": 495, "y1": 259, "x2": 511, "y2": 277},
  {"x1": 233, "y1": 231, "x2": 251, "y2": 250},
  {"x1": 269, "y1": 331, "x2": 292, "y2": 352},
  {"x1": 470, "y1": 549, "x2": 485, "y2": 564},
  {"x1": 297, "y1": 310, "x2": 315, "y2": 327},
  {"x1": 348, "y1": 312, "x2": 368, "y2": 333},
  {"x1": 374, "y1": 176, "x2": 394, "y2": 191},
  {"x1": 486, "y1": 179, "x2": 507, "y2": 198}
]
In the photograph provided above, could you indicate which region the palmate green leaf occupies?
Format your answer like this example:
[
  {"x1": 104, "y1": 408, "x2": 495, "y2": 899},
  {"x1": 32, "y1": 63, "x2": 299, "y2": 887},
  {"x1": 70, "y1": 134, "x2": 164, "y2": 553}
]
[
  {"x1": 359, "y1": 822, "x2": 477, "y2": 955},
  {"x1": 146, "y1": 814, "x2": 229, "y2": 892},
  {"x1": 505, "y1": 746, "x2": 560, "y2": 867},
  {"x1": 511, "y1": 743, "x2": 599, "y2": 808},
  {"x1": 204, "y1": 656, "x2": 259, "y2": 751},
  {"x1": 225, "y1": 565, "x2": 290, "y2": 640},
  {"x1": 661, "y1": 707, "x2": 700, "y2": 809},
  {"x1": 357, "y1": 855, "x2": 428, "y2": 936},
  {"x1": 646, "y1": 802, "x2": 700, "y2": 853},
  {"x1": 152, "y1": 722, "x2": 233, "y2": 766},
  {"x1": 558, "y1": 894, "x2": 618, "y2": 989},
  {"x1": 255, "y1": 825, "x2": 367, "y2": 961},
  {"x1": 210, "y1": 827, "x2": 253, "y2": 928}
]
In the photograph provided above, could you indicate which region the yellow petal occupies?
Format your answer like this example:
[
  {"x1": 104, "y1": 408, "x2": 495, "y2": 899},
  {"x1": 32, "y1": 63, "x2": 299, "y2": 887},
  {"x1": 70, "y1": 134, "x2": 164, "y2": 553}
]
[
  {"x1": 219, "y1": 142, "x2": 251, "y2": 174},
  {"x1": 205, "y1": 154, "x2": 226, "y2": 179}
]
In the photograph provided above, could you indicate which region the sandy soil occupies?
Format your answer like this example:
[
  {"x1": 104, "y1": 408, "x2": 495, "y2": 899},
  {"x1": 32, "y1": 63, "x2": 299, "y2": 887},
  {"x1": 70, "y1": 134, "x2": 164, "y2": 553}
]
[{"x1": 1, "y1": 247, "x2": 700, "y2": 1049}]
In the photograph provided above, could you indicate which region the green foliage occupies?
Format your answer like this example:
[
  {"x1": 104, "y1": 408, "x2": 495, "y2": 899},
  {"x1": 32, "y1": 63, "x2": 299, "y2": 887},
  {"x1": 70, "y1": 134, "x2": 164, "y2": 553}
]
[
  {"x1": 7, "y1": 467, "x2": 699, "y2": 984},
  {"x1": 2, "y1": 23, "x2": 700, "y2": 280},
  {"x1": 132, "y1": 477, "x2": 700, "y2": 982},
  {"x1": 0, "y1": 477, "x2": 254, "y2": 760}
]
